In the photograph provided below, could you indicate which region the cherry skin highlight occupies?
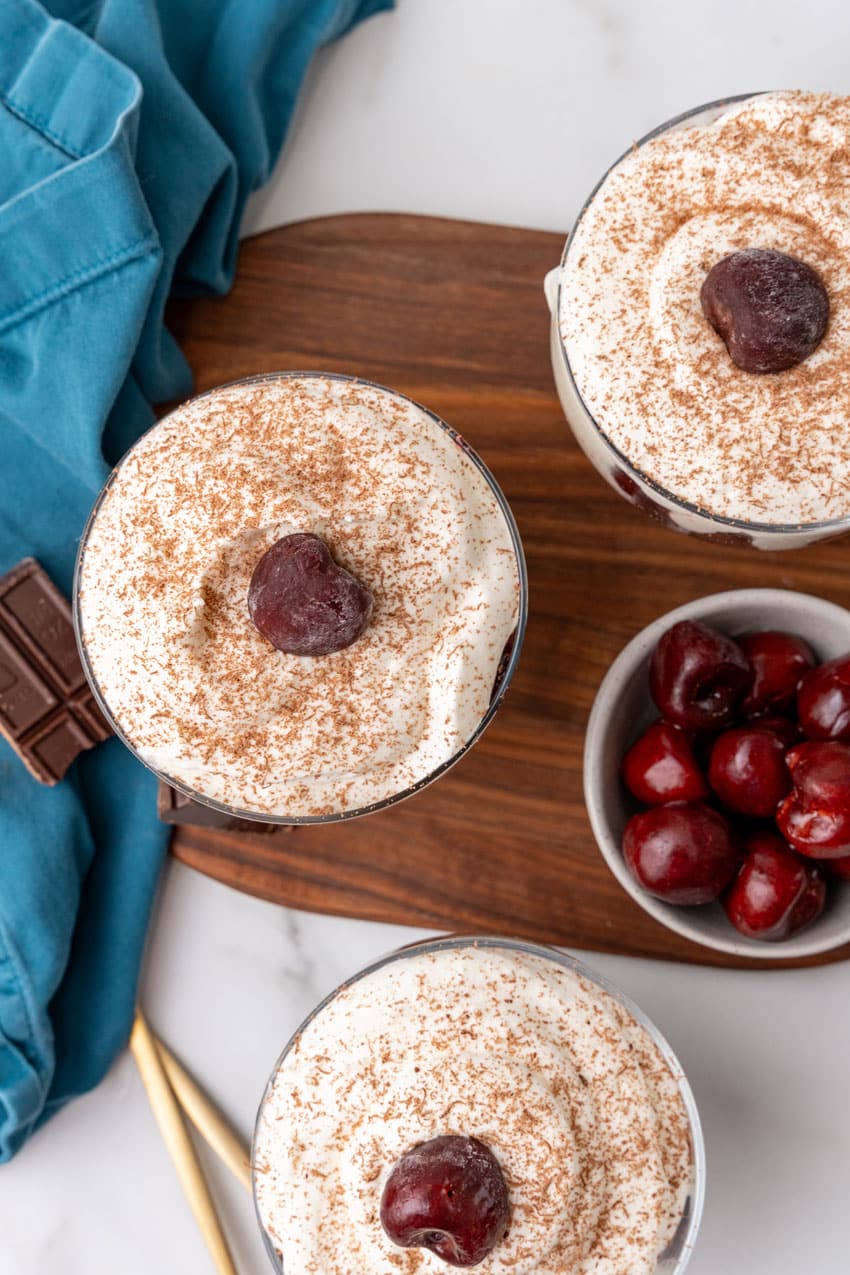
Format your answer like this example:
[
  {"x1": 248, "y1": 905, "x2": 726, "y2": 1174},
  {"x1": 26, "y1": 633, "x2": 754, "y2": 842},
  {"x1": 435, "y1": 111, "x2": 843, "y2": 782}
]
[
  {"x1": 708, "y1": 726, "x2": 790, "y2": 818},
  {"x1": 380, "y1": 1136, "x2": 510, "y2": 1268},
  {"x1": 747, "y1": 715, "x2": 800, "y2": 748},
  {"x1": 649, "y1": 620, "x2": 753, "y2": 732},
  {"x1": 796, "y1": 655, "x2": 850, "y2": 741},
  {"x1": 622, "y1": 720, "x2": 710, "y2": 805},
  {"x1": 776, "y1": 741, "x2": 850, "y2": 858},
  {"x1": 622, "y1": 802, "x2": 741, "y2": 905},
  {"x1": 248, "y1": 533, "x2": 373, "y2": 657},
  {"x1": 738, "y1": 631, "x2": 816, "y2": 717},
  {"x1": 724, "y1": 830, "x2": 826, "y2": 941}
]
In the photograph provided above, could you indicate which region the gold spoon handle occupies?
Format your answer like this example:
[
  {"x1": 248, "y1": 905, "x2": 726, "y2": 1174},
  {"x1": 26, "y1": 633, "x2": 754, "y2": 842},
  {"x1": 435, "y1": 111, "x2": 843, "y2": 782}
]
[
  {"x1": 130, "y1": 1011, "x2": 240, "y2": 1275},
  {"x1": 154, "y1": 1036, "x2": 252, "y2": 1193}
]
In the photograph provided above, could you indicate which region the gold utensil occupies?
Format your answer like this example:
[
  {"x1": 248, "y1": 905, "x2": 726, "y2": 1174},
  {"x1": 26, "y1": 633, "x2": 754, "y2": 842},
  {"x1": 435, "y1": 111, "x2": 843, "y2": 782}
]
[
  {"x1": 130, "y1": 1011, "x2": 240, "y2": 1275},
  {"x1": 154, "y1": 1036, "x2": 252, "y2": 1193}
]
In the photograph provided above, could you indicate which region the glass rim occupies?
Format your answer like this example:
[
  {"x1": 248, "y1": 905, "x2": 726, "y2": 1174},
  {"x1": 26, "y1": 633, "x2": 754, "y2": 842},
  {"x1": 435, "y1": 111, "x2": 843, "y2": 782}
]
[
  {"x1": 251, "y1": 933, "x2": 706, "y2": 1275},
  {"x1": 72, "y1": 369, "x2": 528, "y2": 825},
  {"x1": 554, "y1": 90, "x2": 850, "y2": 537}
]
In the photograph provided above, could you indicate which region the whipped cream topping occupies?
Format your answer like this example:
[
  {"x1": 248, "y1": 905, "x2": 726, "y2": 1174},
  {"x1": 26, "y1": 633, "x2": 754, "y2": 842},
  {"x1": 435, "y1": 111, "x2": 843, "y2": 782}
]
[
  {"x1": 253, "y1": 943, "x2": 694, "y2": 1275},
  {"x1": 78, "y1": 376, "x2": 521, "y2": 816},
  {"x1": 559, "y1": 91, "x2": 850, "y2": 525}
]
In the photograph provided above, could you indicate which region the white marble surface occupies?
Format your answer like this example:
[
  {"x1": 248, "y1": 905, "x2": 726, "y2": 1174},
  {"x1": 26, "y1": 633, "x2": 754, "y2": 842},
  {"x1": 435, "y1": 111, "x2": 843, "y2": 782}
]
[
  {"x1": 5, "y1": 1, "x2": 850, "y2": 1272},
  {"x1": 5, "y1": 864, "x2": 849, "y2": 1275},
  {"x1": 245, "y1": 0, "x2": 850, "y2": 237}
]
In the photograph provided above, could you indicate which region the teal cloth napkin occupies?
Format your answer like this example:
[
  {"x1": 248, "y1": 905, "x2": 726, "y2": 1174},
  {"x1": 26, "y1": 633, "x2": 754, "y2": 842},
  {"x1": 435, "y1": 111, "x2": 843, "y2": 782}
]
[{"x1": 0, "y1": 0, "x2": 391, "y2": 1161}]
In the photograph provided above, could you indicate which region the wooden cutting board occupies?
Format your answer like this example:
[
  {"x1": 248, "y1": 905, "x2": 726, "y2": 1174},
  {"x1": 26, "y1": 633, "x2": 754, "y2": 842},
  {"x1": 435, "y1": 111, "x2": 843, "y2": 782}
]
[{"x1": 166, "y1": 213, "x2": 850, "y2": 970}]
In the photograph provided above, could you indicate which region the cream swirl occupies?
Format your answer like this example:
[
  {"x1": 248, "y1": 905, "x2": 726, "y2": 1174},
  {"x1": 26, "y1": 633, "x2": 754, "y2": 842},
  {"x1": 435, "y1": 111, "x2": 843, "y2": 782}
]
[
  {"x1": 559, "y1": 91, "x2": 850, "y2": 525},
  {"x1": 77, "y1": 375, "x2": 521, "y2": 816},
  {"x1": 252, "y1": 943, "x2": 694, "y2": 1275}
]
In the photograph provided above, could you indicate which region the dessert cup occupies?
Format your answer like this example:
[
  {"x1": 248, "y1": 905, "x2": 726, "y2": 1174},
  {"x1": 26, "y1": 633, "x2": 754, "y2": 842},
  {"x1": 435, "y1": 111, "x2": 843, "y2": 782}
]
[
  {"x1": 252, "y1": 934, "x2": 705, "y2": 1274},
  {"x1": 73, "y1": 372, "x2": 527, "y2": 824},
  {"x1": 545, "y1": 93, "x2": 850, "y2": 550}
]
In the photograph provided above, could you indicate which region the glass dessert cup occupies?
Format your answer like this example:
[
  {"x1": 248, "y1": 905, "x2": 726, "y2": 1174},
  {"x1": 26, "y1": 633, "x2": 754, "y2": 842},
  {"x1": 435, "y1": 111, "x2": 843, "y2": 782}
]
[
  {"x1": 251, "y1": 934, "x2": 705, "y2": 1275},
  {"x1": 545, "y1": 93, "x2": 850, "y2": 551},
  {"x1": 73, "y1": 371, "x2": 528, "y2": 825}
]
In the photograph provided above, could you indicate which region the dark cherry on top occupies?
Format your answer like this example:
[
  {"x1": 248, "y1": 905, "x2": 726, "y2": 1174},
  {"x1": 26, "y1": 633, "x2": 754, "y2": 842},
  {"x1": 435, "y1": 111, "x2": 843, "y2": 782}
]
[
  {"x1": 701, "y1": 248, "x2": 829, "y2": 374},
  {"x1": 381, "y1": 1136, "x2": 509, "y2": 1268},
  {"x1": 166, "y1": 213, "x2": 850, "y2": 970}
]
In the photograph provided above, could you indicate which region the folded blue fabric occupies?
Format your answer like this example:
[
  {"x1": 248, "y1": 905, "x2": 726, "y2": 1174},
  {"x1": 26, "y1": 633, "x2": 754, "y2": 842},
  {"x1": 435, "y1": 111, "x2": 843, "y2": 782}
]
[{"x1": 0, "y1": 0, "x2": 392, "y2": 1161}]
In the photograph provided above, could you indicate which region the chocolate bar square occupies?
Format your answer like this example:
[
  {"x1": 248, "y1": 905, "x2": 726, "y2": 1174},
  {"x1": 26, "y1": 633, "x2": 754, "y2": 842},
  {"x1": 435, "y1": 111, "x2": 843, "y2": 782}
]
[{"x1": 0, "y1": 559, "x2": 111, "y2": 784}]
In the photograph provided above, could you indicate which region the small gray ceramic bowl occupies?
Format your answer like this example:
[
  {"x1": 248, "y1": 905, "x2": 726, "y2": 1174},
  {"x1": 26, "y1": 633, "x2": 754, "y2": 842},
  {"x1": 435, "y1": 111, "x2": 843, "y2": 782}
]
[{"x1": 584, "y1": 589, "x2": 850, "y2": 960}]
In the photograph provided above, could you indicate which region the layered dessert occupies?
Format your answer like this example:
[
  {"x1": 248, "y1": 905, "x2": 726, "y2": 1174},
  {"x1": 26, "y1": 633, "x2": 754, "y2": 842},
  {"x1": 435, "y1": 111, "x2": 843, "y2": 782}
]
[
  {"x1": 76, "y1": 374, "x2": 522, "y2": 818},
  {"x1": 555, "y1": 91, "x2": 850, "y2": 538},
  {"x1": 252, "y1": 940, "x2": 698, "y2": 1274}
]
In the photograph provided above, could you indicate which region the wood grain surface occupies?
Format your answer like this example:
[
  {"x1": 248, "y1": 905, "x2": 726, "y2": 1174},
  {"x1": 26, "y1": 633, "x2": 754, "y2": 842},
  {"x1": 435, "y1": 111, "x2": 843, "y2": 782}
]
[{"x1": 166, "y1": 213, "x2": 850, "y2": 969}]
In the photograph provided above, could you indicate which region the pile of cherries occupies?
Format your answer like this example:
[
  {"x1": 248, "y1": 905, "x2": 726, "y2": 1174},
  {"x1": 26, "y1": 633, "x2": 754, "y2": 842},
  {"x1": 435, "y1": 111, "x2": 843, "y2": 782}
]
[{"x1": 621, "y1": 619, "x2": 850, "y2": 942}]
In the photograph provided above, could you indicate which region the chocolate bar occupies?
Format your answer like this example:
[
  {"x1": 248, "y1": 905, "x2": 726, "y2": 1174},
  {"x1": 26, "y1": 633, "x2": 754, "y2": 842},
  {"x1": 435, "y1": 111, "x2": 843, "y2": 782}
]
[
  {"x1": 0, "y1": 558, "x2": 110, "y2": 784},
  {"x1": 157, "y1": 780, "x2": 279, "y2": 833}
]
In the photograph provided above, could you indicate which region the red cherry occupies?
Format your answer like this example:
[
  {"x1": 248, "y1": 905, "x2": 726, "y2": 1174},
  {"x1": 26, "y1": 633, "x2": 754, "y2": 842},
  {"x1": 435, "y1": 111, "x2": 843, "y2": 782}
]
[
  {"x1": 623, "y1": 803, "x2": 741, "y2": 904},
  {"x1": 708, "y1": 726, "x2": 790, "y2": 818},
  {"x1": 248, "y1": 533, "x2": 373, "y2": 657},
  {"x1": 700, "y1": 248, "x2": 829, "y2": 374},
  {"x1": 797, "y1": 655, "x2": 850, "y2": 741},
  {"x1": 776, "y1": 741, "x2": 850, "y2": 858},
  {"x1": 649, "y1": 620, "x2": 753, "y2": 732},
  {"x1": 724, "y1": 829, "x2": 826, "y2": 941},
  {"x1": 738, "y1": 631, "x2": 816, "y2": 716},
  {"x1": 612, "y1": 469, "x2": 674, "y2": 527},
  {"x1": 622, "y1": 720, "x2": 710, "y2": 805},
  {"x1": 380, "y1": 1136, "x2": 509, "y2": 1268}
]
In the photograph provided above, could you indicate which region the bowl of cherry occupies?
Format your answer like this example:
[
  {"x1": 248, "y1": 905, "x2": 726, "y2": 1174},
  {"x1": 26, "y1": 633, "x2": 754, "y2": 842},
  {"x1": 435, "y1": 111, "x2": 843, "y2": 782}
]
[{"x1": 584, "y1": 589, "x2": 850, "y2": 959}]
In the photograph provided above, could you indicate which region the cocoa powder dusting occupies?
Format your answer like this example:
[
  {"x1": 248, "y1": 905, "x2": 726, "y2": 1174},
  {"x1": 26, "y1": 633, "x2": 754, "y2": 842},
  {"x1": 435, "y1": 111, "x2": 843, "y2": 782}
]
[
  {"x1": 253, "y1": 947, "x2": 694, "y2": 1275},
  {"x1": 78, "y1": 376, "x2": 520, "y2": 815},
  {"x1": 560, "y1": 91, "x2": 850, "y2": 525}
]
